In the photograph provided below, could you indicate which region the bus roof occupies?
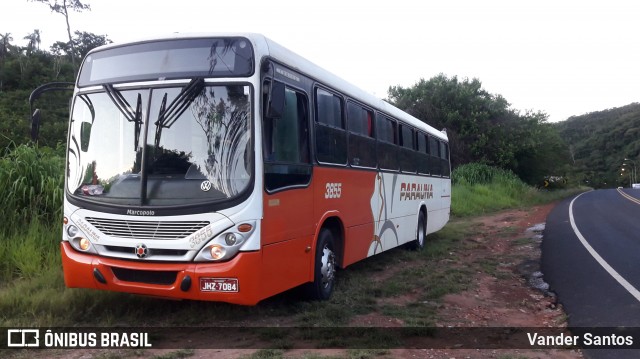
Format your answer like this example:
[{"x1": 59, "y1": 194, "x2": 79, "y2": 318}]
[{"x1": 86, "y1": 32, "x2": 448, "y2": 141}]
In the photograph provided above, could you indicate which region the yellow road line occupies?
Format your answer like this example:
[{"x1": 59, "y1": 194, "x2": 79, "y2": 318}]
[{"x1": 617, "y1": 188, "x2": 640, "y2": 205}]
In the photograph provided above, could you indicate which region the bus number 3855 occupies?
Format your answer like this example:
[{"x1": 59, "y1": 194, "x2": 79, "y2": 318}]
[{"x1": 325, "y1": 182, "x2": 342, "y2": 199}]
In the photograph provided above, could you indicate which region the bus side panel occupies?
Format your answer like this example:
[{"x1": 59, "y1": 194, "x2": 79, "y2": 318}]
[
  {"x1": 313, "y1": 167, "x2": 376, "y2": 227},
  {"x1": 262, "y1": 187, "x2": 314, "y2": 246},
  {"x1": 343, "y1": 223, "x2": 375, "y2": 267},
  {"x1": 261, "y1": 181, "x2": 315, "y2": 296},
  {"x1": 370, "y1": 172, "x2": 448, "y2": 254},
  {"x1": 426, "y1": 177, "x2": 451, "y2": 235},
  {"x1": 260, "y1": 235, "x2": 313, "y2": 298},
  {"x1": 313, "y1": 167, "x2": 377, "y2": 267},
  {"x1": 427, "y1": 207, "x2": 450, "y2": 235},
  {"x1": 370, "y1": 172, "x2": 411, "y2": 255}
]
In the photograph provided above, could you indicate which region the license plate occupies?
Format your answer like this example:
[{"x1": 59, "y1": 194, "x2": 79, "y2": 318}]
[{"x1": 199, "y1": 278, "x2": 239, "y2": 292}]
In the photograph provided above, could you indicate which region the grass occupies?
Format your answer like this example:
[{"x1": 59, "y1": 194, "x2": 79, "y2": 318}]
[
  {"x1": 451, "y1": 163, "x2": 587, "y2": 216},
  {"x1": 0, "y1": 220, "x2": 61, "y2": 281},
  {"x1": 0, "y1": 143, "x2": 64, "y2": 230},
  {"x1": 0, "y1": 147, "x2": 584, "y2": 354}
]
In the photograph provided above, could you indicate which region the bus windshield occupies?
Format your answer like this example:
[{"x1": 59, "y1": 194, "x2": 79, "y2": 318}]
[{"x1": 66, "y1": 84, "x2": 252, "y2": 207}]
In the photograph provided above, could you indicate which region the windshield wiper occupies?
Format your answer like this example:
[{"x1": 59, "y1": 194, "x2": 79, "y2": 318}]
[
  {"x1": 103, "y1": 84, "x2": 143, "y2": 151},
  {"x1": 154, "y1": 78, "x2": 205, "y2": 150}
]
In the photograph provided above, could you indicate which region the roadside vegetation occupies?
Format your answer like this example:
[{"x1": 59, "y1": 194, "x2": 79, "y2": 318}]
[
  {"x1": 1, "y1": 146, "x2": 582, "y2": 359},
  {"x1": 0, "y1": 146, "x2": 584, "y2": 332},
  {"x1": 451, "y1": 162, "x2": 587, "y2": 216},
  {"x1": 0, "y1": 144, "x2": 63, "y2": 285}
]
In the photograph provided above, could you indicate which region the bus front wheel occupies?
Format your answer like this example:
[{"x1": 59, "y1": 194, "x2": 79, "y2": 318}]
[{"x1": 306, "y1": 228, "x2": 336, "y2": 300}]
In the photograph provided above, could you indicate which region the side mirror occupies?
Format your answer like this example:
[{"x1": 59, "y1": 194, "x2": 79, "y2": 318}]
[
  {"x1": 30, "y1": 109, "x2": 41, "y2": 141},
  {"x1": 266, "y1": 80, "x2": 285, "y2": 119},
  {"x1": 28, "y1": 82, "x2": 74, "y2": 142}
]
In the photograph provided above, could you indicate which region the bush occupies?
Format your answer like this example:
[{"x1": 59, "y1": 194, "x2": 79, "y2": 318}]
[
  {"x1": 0, "y1": 143, "x2": 64, "y2": 232},
  {"x1": 451, "y1": 163, "x2": 576, "y2": 216},
  {"x1": 452, "y1": 162, "x2": 522, "y2": 186}
]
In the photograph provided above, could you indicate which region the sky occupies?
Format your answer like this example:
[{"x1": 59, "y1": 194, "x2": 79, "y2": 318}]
[{"x1": 3, "y1": 0, "x2": 640, "y2": 122}]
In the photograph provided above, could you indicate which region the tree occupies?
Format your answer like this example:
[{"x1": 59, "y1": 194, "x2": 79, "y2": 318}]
[
  {"x1": 0, "y1": 33, "x2": 13, "y2": 60},
  {"x1": 72, "y1": 31, "x2": 111, "y2": 59},
  {"x1": 29, "y1": 0, "x2": 91, "y2": 73},
  {"x1": 50, "y1": 30, "x2": 110, "y2": 63},
  {"x1": 387, "y1": 74, "x2": 570, "y2": 184},
  {"x1": 555, "y1": 103, "x2": 640, "y2": 188},
  {"x1": 0, "y1": 33, "x2": 14, "y2": 92},
  {"x1": 23, "y1": 29, "x2": 42, "y2": 54},
  {"x1": 388, "y1": 74, "x2": 511, "y2": 167}
]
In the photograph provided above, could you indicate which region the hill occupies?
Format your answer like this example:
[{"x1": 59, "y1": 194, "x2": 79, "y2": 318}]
[{"x1": 555, "y1": 103, "x2": 640, "y2": 188}]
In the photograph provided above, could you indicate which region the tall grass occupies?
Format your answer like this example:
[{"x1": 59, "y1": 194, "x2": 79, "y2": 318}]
[
  {"x1": 452, "y1": 163, "x2": 585, "y2": 216},
  {"x1": 0, "y1": 144, "x2": 64, "y2": 284},
  {"x1": 0, "y1": 143, "x2": 64, "y2": 230}
]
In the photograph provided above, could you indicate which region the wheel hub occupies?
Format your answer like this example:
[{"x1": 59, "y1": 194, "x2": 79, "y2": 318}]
[{"x1": 320, "y1": 245, "x2": 335, "y2": 289}]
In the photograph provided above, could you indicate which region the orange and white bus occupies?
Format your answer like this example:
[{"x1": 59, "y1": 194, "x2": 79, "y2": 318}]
[{"x1": 59, "y1": 33, "x2": 451, "y2": 305}]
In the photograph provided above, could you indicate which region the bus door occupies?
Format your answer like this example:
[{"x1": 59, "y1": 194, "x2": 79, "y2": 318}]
[{"x1": 261, "y1": 76, "x2": 314, "y2": 295}]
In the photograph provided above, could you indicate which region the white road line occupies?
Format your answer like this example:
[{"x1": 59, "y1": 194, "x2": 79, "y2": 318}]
[{"x1": 569, "y1": 192, "x2": 640, "y2": 303}]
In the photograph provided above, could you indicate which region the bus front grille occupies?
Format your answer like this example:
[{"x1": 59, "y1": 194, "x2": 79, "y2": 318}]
[
  {"x1": 104, "y1": 245, "x2": 189, "y2": 257},
  {"x1": 85, "y1": 217, "x2": 209, "y2": 240},
  {"x1": 110, "y1": 267, "x2": 178, "y2": 285}
]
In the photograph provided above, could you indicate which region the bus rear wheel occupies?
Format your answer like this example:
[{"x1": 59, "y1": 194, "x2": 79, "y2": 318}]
[
  {"x1": 408, "y1": 211, "x2": 426, "y2": 251},
  {"x1": 306, "y1": 228, "x2": 336, "y2": 300}
]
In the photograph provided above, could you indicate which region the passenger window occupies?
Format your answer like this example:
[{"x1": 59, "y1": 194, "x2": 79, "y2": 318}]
[
  {"x1": 376, "y1": 115, "x2": 398, "y2": 171},
  {"x1": 347, "y1": 102, "x2": 373, "y2": 137},
  {"x1": 376, "y1": 116, "x2": 396, "y2": 144},
  {"x1": 316, "y1": 88, "x2": 344, "y2": 129},
  {"x1": 429, "y1": 136, "x2": 439, "y2": 157},
  {"x1": 417, "y1": 132, "x2": 429, "y2": 175},
  {"x1": 263, "y1": 82, "x2": 311, "y2": 192},
  {"x1": 400, "y1": 125, "x2": 414, "y2": 149},
  {"x1": 440, "y1": 141, "x2": 448, "y2": 160},
  {"x1": 417, "y1": 133, "x2": 427, "y2": 153},
  {"x1": 399, "y1": 125, "x2": 417, "y2": 173},
  {"x1": 441, "y1": 141, "x2": 451, "y2": 177},
  {"x1": 315, "y1": 87, "x2": 347, "y2": 164},
  {"x1": 347, "y1": 101, "x2": 375, "y2": 167}
]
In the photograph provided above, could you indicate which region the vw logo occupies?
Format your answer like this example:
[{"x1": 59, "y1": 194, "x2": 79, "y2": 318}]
[
  {"x1": 135, "y1": 243, "x2": 148, "y2": 258},
  {"x1": 200, "y1": 180, "x2": 212, "y2": 192}
]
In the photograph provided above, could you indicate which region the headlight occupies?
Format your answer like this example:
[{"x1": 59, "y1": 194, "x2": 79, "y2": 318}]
[
  {"x1": 194, "y1": 221, "x2": 257, "y2": 262},
  {"x1": 65, "y1": 219, "x2": 98, "y2": 254},
  {"x1": 224, "y1": 233, "x2": 237, "y2": 245},
  {"x1": 79, "y1": 237, "x2": 91, "y2": 251},
  {"x1": 67, "y1": 225, "x2": 79, "y2": 237},
  {"x1": 195, "y1": 232, "x2": 247, "y2": 261},
  {"x1": 210, "y1": 245, "x2": 226, "y2": 260},
  {"x1": 68, "y1": 236, "x2": 97, "y2": 254}
]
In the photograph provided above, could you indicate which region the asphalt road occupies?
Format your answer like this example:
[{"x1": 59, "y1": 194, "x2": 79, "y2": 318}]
[{"x1": 542, "y1": 189, "x2": 640, "y2": 359}]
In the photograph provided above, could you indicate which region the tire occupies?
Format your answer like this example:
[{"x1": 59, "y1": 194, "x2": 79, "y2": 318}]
[
  {"x1": 408, "y1": 211, "x2": 426, "y2": 251},
  {"x1": 306, "y1": 228, "x2": 337, "y2": 300}
]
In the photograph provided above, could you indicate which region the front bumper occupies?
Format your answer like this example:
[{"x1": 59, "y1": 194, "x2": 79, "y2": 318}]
[{"x1": 61, "y1": 241, "x2": 263, "y2": 305}]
